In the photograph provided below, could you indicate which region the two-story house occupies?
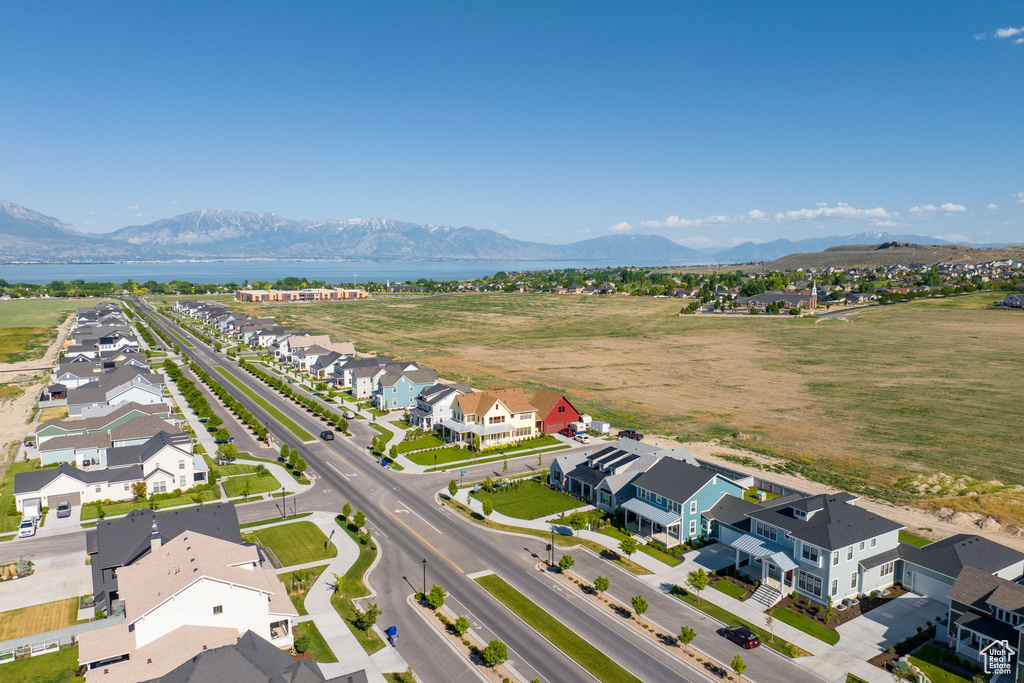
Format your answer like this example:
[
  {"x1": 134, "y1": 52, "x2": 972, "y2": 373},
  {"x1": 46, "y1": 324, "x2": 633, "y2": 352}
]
[
  {"x1": 947, "y1": 566, "x2": 1024, "y2": 676},
  {"x1": 722, "y1": 493, "x2": 903, "y2": 607},
  {"x1": 408, "y1": 383, "x2": 473, "y2": 431},
  {"x1": 439, "y1": 389, "x2": 538, "y2": 449},
  {"x1": 372, "y1": 366, "x2": 439, "y2": 411},
  {"x1": 549, "y1": 442, "x2": 668, "y2": 512}
]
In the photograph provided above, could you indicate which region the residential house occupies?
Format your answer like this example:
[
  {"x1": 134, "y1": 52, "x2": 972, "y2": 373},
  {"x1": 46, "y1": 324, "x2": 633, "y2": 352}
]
[
  {"x1": 78, "y1": 530, "x2": 297, "y2": 682},
  {"x1": 87, "y1": 505, "x2": 241, "y2": 615},
  {"x1": 548, "y1": 442, "x2": 671, "y2": 512},
  {"x1": 530, "y1": 389, "x2": 581, "y2": 434},
  {"x1": 439, "y1": 389, "x2": 538, "y2": 449},
  {"x1": 897, "y1": 534, "x2": 1024, "y2": 603},
  {"x1": 946, "y1": 566, "x2": 1024, "y2": 674},
  {"x1": 36, "y1": 403, "x2": 176, "y2": 446},
  {"x1": 292, "y1": 341, "x2": 356, "y2": 374},
  {"x1": 65, "y1": 366, "x2": 168, "y2": 417},
  {"x1": 273, "y1": 334, "x2": 331, "y2": 362},
  {"x1": 37, "y1": 415, "x2": 185, "y2": 467},
  {"x1": 735, "y1": 287, "x2": 818, "y2": 311},
  {"x1": 408, "y1": 383, "x2": 472, "y2": 431},
  {"x1": 325, "y1": 356, "x2": 394, "y2": 392},
  {"x1": 371, "y1": 365, "x2": 439, "y2": 411},
  {"x1": 51, "y1": 357, "x2": 150, "y2": 389}
]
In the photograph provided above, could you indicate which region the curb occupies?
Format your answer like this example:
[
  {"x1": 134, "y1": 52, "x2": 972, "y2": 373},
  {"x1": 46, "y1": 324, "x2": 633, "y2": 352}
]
[{"x1": 405, "y1": 593, "x2": 490, "y2": 683}]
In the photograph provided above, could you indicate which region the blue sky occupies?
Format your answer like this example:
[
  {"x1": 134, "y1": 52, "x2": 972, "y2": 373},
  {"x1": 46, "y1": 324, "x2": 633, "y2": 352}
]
[{"x1": 1, "y1": 1, "x2": 1021, "y2": 248}]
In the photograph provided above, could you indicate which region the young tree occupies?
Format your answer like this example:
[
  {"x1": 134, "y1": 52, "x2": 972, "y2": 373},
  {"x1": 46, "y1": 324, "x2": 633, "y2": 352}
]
[
  {"x1": 731, "y1": 654, "x2": 747, "y2": 677},
  {"x1": 427, "y1": 583, "x2": 446, "y2": 610},
  {"x1": 352, "y1": 510, "x2": 366, "y2": 530},
  {"x1": 294, "y1": 457, "x2": 307, "y2": 475},
  {"x1": 566, "y1": 510, "x2": 590, "y2": 537},
  {"x1": 764, "y1": 613, "x2": 775, "y2": 643},
  {"x1": 537, "y1": 452, "x2": 543, "y2": 469},
  {"x1": 501, "y1": 456, "x2": 508, "y2": 473},
  {"x1": 341, "y1": 502, "x2": 352, "y2": 521},
  {"x1": 242, "y1": 479, "x2": 251, "y2": 500},
  {"x1": 479, "y1": 639, "x2": 508, "y2": 668},
  {"x1": 453, "y1": 615, "x2": 471, "y2": 637},
  {"x1": 618, "y1": 537, "x2": 638, "y2": 560},
  {"x1": 631, "y1": 594, "x2": 649, "y2": 623},
  {"x1": 448, "y1": 480, "x2": 458, "y2": 498},
  {"x1": 131, "y1": 481, "x2": 148, "y2": 500},
  {"x1": 679, "y1": 625, "x2": 697, "y2": 647},
  {"x1": 686, "y1": 568, "x2": 709, "y2": 605},
  {"x1": 354, "y1": 602, "x2": 381, "y2": 632},
  {"x1": 279, "y1": 444, "x2": 290, "y2": 462},
  {"x1": 482, "y1": 499, "x2": 494, "y2": 519},
  {"x1": 825, "y1": 594, "x2": 834, "y2": 624},
  {"x1": 594, "y1": 575, "x2": 609, "y2": 596},
  {"x1": 558, "y1": 554, "x2": 575, "y2": 572}
]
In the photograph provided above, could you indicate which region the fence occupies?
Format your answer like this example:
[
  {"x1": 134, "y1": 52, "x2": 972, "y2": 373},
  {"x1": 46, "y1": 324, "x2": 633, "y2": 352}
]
[
  {"x1": 0, "y1": 614, "x2": 126, "y2": 665},
  {"x1": 695, "y1": 459, "x2": 806, "y2": 497}
]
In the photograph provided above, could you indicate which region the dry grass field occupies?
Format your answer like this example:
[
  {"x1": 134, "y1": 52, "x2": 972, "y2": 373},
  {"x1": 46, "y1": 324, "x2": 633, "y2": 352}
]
[
  {"x1": 0, "y1": 299, "x2": 86, "y2": 363},
  {"x1": 0, "y1": 597, "x2": 82, "y2": 641},
  {"x1": 235, "y1": 291, "x2": 1023, "y2": 514}
]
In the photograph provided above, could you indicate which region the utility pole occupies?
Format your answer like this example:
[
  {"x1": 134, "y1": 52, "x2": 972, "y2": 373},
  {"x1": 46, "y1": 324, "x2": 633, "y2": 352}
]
[{"x1": 421, "y1": 558, "x2": 427, "y2": 596}]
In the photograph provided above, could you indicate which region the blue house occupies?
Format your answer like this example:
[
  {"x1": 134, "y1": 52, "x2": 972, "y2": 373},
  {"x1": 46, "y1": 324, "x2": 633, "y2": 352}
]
[
  {"x1": 621, "y1": 458, "x2": 745, "y2": 547},
  {"x1": 372, "y1": 366, "x2": 439, "y2": 411}
]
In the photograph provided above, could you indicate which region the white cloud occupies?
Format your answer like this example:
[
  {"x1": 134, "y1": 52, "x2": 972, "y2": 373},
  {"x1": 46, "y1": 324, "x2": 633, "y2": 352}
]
[
  {"x1": 994, "y1": 26, "x2": 1024, "y2": 39},
  {"x1": 909, "y1": 202, "x2": 967, "y2": 214},
  {"x1": 773, "y1": 202, "x2": 896, "y2": 222},
  {"x1": 573, "y1": 228, "x2": 592, "y2": 235},
  {"x1": 747, "y1": 209, "x2": 766, "y2": 219},
  {"x1": 128, "y1": 204, "x2": 140, "y2": 210},
  {"x1": 608, "y1": 221, "x2": 633, "y2": 232},
  {"x1": 170, "y1": 200, "x2": 180, "y2": 206},
  {"x1": 870, "y1": 220, "x2": 907, "y2": 228},
  {"x1": 975, "y1": 32, "x2": 987, "y2": 40},
  {"x1": 1015, "y1": 191, "x2": 1024, "y2": 204},
  {"x1": 941, "y1": 203, "x2": 967, "y2": 212},
  {"x1": 641, "y1": 202, "x2": 898, "y2": 230},
  {"x1": 1018, "y1": 37, "x2": 1024, "y2": 44},
  {"x1": 987, "y1": 203, "x2": 999, "y2": 210}
]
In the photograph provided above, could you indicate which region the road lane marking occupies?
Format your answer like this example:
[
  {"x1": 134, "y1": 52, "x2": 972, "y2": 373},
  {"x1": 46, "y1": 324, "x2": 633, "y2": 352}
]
[
  {"x1": 397, "y1": 501, "x2": 443, "y2": 535},
  {"x1": 326, "y1": 462, "x2": 356, "y2": 478},
  {"x1": 380, "y1": 505, "x2": 463, "y2": 573}
]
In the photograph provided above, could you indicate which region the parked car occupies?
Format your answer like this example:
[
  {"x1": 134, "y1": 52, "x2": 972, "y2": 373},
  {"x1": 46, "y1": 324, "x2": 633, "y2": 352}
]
[
  {"x1": 214, "y1": 438, "x2": 230, "y2": 444},
  {"x1": 574, "y1": 433, "x2": 591, "y2": 444},
  {"x1": 18, "y1": 518, "x2": 36, "y2": 538},
  {"x1": 343, "y1": 411, "x2": 355, "y2": 419},
  {"x1": 320, "y1": 430, "x2": 335, "y2": 441},
  {"x1": 559, "y1": 427, "x2": 578, "y2": 437},
  {"x1": 721, "y1": 626, "x2": 761, "y2": 649},
  {"x1": 56, "y1": 501, "x2": 71, "y2": 519},
  {"x1": 617, "y1": 429, "x2": 644, "y2": 441}
]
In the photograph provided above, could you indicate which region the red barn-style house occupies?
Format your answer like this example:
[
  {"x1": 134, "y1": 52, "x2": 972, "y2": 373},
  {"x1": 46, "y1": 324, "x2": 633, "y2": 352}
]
[{"x1": 531, "y1": 389, "x2": 581, "y2": 434}]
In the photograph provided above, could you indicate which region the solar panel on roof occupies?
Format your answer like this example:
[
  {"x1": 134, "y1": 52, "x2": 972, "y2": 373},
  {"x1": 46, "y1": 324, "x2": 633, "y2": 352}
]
[
  {"x1": 591, "y1": 449, "x2": 626, "y2": 467},
  {"x1": 607, "y1": 454, "x2": 639, "y2": 470}
]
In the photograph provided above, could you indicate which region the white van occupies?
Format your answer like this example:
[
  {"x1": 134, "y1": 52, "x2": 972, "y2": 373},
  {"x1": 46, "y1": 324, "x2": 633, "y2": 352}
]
[{"x1": 18, "y1": 517, "x2": 36, "y2": 538}]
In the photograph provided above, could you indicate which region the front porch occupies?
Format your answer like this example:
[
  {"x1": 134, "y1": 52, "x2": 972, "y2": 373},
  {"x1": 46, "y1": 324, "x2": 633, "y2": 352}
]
[
  {"x1": 727, "y1": 533, "x2": 799, "y2": 594},
  {"x1": 952, "y1": 613, "x2": 1019, "y2": 667},
  {"x1": 620, "y1": 498, "x2": 684, "y2": 547}
]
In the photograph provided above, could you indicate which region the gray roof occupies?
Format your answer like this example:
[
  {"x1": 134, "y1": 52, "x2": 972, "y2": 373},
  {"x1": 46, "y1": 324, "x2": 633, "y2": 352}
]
[
  {"x1": 13, "y1": 463, "x2": 111, "y2": 494},
  {"x1": 417, "y1": 383, "x2": 468, "y2": 406},
  {"x1": 110, "y1": 415, "x2": 181, "y2": 442},
  {"x1": 38, "y1": 432, "x2": 111, "y2": 452},
  {"x1": 140, "y1": 630, "x2": 343, "y2": 683},
  {"x1": 858, "y1": 546, "x2": 900, "y2": 570},
  {"x1": 632, "y1": 458, "x2": 718, "y2": 504},
  {"x1": 37, "y1": 401, "x2": 168, "y2": 433},
  {"x1": 954, "y1": 610, "x2": 1020, "y2": 644},
  {"x1": 746, "y1": 494, "x2": 903, "y2": 551},
  {"x1": 378, "y1": 366, "x2": 437, "y2": 387},
  {"x1": 899, "y1": 534, "x2": 1024, "y2": 579},
  {"x1": 703, "y1": 495, "x2": 760, "y2": 529}
]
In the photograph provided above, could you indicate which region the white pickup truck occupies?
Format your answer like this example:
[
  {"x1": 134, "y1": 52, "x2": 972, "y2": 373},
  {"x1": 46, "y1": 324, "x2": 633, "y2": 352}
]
[{"x1": 19, "y1": 501, "x2": 41, "y2": 538}]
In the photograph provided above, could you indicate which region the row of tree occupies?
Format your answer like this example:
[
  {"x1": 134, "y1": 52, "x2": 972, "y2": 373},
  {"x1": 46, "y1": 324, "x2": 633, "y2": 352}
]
[{"x1": 238, "y1": 360, "x2": 349, "y2": 432}]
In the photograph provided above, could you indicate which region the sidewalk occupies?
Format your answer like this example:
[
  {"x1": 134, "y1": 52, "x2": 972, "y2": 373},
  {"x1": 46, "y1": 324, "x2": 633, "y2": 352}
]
[{"x1": 265, "y1": 511, "x2": 410, "y2": 682}]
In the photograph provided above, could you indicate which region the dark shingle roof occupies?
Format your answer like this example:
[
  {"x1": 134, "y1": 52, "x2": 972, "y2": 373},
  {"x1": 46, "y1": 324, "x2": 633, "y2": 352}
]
[
  {"x1": 947, "y1": 565, "x2": 1024, "y2": 613},
  {"x1": 703, "y1": 495, "x2": 760, "y2": 529},
  {"x1": 746, "y1": 494, "x2": 903, "y2": 551},
  {"x1": 858, "y1": 547, "x2": 900, "y2": 570},
  {"x1": 954, "y1": 611, "x2": 1019, "y2": 644},
  {"x1": 632, "y1": 458, "x2": 718, "y2": 503},
  {"x1": 899, "y1": 534, "x2": 1024, "y2": 579},
  {"x1": 13, "y1": 464, "x2": 110, "y2": 494}
]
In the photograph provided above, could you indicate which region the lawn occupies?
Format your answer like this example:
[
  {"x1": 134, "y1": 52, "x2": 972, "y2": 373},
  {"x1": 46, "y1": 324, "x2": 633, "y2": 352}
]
[
  {"x1": 37, "y1": 406, "x2": 68, "y2": 422},
  {"x1": 670, "y1": 586, "x2": 810, "y2": 658},
  {"x1": 238, "y1": 512, "x2": 312, "y2": 529},
  {"x1": 293, "y1": 621, "x2": 337, "y2": 663},
  {"x1": 236, "y1": 291, "x2": 1024, "y2": 520},
  {"x1": 421, "y1": 444, "x2": 569, "y2": 472},
  {"x1": 770, "y1": 605, "x2": 840, "y2": 645},
  {"x1": 470, "y1": 479, "x2": 582, "y2": 519},
  {"x1": 331, "y1": 592, "x2": 386, "y2": 655},
  {"x1": 475, "y1": 573, "x2": 642, "y2": 683},
  {"x1": 743, "y1": 487, "x2": 781, "y2": 503},
  {"x1": 394, "y1": 434, "x2": 444, "y2": 453},
  {"x1": 712, "y1": 580, "x2": 748, "y2": 600},
  {"x1": 0, "y1": 597, "x2": 82, "y2": 640},
  {"x1": 221, "y1": 472, "x2": 282, "y2": 498},
  {"x1": 909, "y1": 643, "x2": 975, "y2": 683},
  {"x1": 1, "y1": 461, "x2": 44, "y2": 532},
  {"x1": 335, "y1": 517, "x2": 377, "y2": 598},
  {"x1": 0, "y1": 644, "x2": 79, "y2": 682},
  {"x1": 899, "y1": 531, "x2": 933, "y2": 547},
  {"x1": 213, "y1": 366, "x2": 316, "y2": 441},
  {"x1": 163, "y1": 324, "x2": 194, "y2": 347},
  {"x1": 595, "y1": 526, "x2": 682, "y2": 567},
  {"x1": 248, "y1": 521, "x2": 337, "y2": 567},
  {"x1": 80, "y1": 488, "x2": 219, "y2": 520},
  {"x1": 202, "y1": 453, "x2": 259, "y2": 478},
  {"x1": 369, "y1": 422, "x2": 394, "y2": 441}
]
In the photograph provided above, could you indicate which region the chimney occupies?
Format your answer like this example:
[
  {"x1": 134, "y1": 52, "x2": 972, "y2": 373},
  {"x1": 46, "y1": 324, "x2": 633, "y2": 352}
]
[{"x1": 150, "y1": 517, "x2": 161, "y2": 552}]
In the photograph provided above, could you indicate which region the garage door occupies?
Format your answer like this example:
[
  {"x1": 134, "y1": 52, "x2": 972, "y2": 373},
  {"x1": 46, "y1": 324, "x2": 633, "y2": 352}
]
[
  {"x1": 51, "y1": 491, "x2": 81, "y2": 507},
  {"x1": 910, "y1": 571, "x2": 951, "y2": 601}
]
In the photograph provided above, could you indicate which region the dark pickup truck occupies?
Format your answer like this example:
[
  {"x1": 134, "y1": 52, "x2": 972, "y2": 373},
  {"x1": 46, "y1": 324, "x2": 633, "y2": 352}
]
[{"x1": 617, "y1": 429, "x2": 644, "y2": 441}]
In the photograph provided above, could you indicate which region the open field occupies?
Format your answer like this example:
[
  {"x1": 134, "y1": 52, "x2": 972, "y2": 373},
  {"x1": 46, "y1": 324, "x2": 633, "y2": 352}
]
[
  {"x1": 233, "y1": 291, "x2": 1024, "y2": 521},
  {"x1": 0, "y1": 299, "x2": 103, "y2": 364},
  {"x1": 0, "y1": 597, "x2": 82, "y2": 641}
]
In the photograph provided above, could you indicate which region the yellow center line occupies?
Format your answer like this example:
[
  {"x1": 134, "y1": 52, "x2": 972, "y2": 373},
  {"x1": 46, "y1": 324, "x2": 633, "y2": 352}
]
[{"x1": 379, "y1": 505, "x2": 464, "y2": 574}]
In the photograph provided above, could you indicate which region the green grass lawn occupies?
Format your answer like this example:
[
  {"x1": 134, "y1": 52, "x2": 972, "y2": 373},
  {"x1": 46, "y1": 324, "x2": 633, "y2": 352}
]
[
  {"x1": 393, "y1": 420, "x2": 414, "y2": 429},
  {"x1": 369, "y1": 422, "x2": 394, "y2": 440},
  {"x1": 293, "y1": 620, "x2": 338, "y2": 663},
  {"x1": 247, "y1": 521, "x2": 337, "y2": 567},
  {"x1": 475, "y1": 574, "x2": 642, "y2": 683},
  {"x1": 394, "y1": 434, "x2": 444, "y2": 453},
  {"x1": 239, "y1": 512, "x2": 312, "y2": 529},
  {"x1": 899, "y1": 531, "x2": 933, "y2": 547},
  {"x1": 0, "y1": 644, "x2": 79, "y2": 682},
  {"x1": 335, "y1": 517, "x2": 377, "y2": 598},
  {"x1": 80, "y1": 488, "x2": 219, "y2": 520},
  {"x1": 471, "y1": 479, "x2": 582, "y2": 519},
  {"x1": 222, "y1": 472, "x2": 282, "y2": 498},
  {"x1": 214, "y1": 366, "x2": 316, "y2": 441},
  {"x1": 202, "y1": 453, "x2": 259, "y2": 478},
  {"x1": 0, "y1": 460, "x2": 36, "y2": 533},
  {"x1": 163, "y1": 323, "x2": 194, "y2": 347},
  {"x1": 670, "y1": 586, "x2": 810, "y2": 658},
  {"x1": 712, "y1": 580, "x2": 748, "y2": 600},
  {"x1": 422, "y1": 444, "x2": 569, "y2": 472},
  {"x1": 594, "y1": 526, "x2": 682, "y2": 567},
  {"x1": 743, "y1": 487, "x2": 781, "y2": 503},
  {"x1": 770, "y1": 606, "x2": 840, "y2": 645},
  {"x1": 331, "y1": 593, "x2": 386, "y2": 655},
  {"x1": 908, "y1": 644, "x2": 975, "y2": 683}
]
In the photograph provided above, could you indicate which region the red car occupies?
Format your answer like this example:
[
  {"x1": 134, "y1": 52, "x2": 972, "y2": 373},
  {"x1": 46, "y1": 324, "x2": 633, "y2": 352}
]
[{"x1": 721, "y1": 626, "x2": 761, "y2": 649}]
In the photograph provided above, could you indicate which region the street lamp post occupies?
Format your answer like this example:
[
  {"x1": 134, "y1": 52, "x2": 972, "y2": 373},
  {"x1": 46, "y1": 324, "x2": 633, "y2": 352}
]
[
  {"x1": 281, "y1": 486, "x2": 286, "y2": 518},
  {"x1": 550, "y1": 529, "x2": 555, "y2": 566},
  {"x1": 422, "y1": 558, "x2": 427, "y2": 597}
]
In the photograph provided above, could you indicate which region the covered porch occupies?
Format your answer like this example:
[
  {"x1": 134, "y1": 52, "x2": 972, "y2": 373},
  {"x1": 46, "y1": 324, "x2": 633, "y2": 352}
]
[
  {"x1": 727, "y1": 533, "x2": 799, "y2": 592},
  {"x1": 952, "y1": 611, "x2": 1019, "y2": 665},
  {"x1": 620, "y1": 498, "x2": 684, "y2": 548}
]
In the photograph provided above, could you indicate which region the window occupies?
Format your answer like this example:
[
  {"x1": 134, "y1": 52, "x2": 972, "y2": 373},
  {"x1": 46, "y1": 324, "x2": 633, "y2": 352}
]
[
  {"x1": 801, "y1": 544, "x2": 819, "y2": 563},
  {"x1": 690, "y1": 501, "x2": 698, "y2": 514},
  {"x1": 557, "y1": 405, "x2": 566, "y2": 413},
  {"x1": 152, "y1": 481, "x2": 167, "y2": 494},
  {"x1": 179, "y1": 476, "x2": 186, "y2": 488},
  {"x1": 831, "y1": 579, "x2": 838, "y2": 596},
  {"x1": 178, "y1": 459, "x2": 185, "y2": 470},
  {"x1": 847, "y1": 546, "x2": 853, "y2": 561},
  {"x1": 95, "y1": 485, "x2": 101, "y2": 493},
  {"x1": 798, "y1": 571, "x2": 823, "y2": 597},
  {"x1": 832, "y1": 551, "x2": 840, "y2": 566},
  {"x1": 880, "y1": 561, "x2": 895, "y2": 577},
  {"x1": 488, "y1": 415, "x2": 506, "y2": 425},
  {"x1": 689, "y1": 520, "x2": 697, "y2": 536},
  {"x1": 124, "y1": 483, "x2": 131, "y2": 491},
  {"x1": 859, "y1": 541, "x2": 865, "y2": 551},
  {"x1": 755, "y1": 521, "x2": 778, "y2": 542},
  {"x1": 870, "y1": 538, "x2": 877, "y2": 548},
  {"x1": 851, "y1": 572, "x2": 858, "y2": 589},
  {"x1": 213, "y1": 605, "x2": 223, "y2": 615}
]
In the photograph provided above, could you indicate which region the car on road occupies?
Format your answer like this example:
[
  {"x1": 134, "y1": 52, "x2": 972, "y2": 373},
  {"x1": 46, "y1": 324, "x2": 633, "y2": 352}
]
[
  {"x1": 320, "y1": 430, "x2": 335, "y2": 441},
  {"x1": 343, "y1": 411, "x2": 355, "y2": 419},
  {"x1": 721, "y1": 626, "x2": 761, "y2": 649},
  {"x1": 574, "y1": 433, "x2": 591, "y2": 444},
  {"x1": 18, "y1": 518, "x2": 36, "y2": 538},
  {"x1": 214, "y1": 438, "x2": 230, "y2": 444},
  {"x1": 56, "y1": 501, "x2": 71, "y2": 518},
  {"x1": 617, "y1": 429, "x2": 644, "y2": 441}
]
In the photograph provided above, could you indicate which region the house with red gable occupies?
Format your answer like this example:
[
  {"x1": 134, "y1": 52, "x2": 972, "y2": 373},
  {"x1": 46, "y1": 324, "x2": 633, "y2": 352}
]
[{"x1": 531, "y1": 389, "x2": 581, "y2": 434}]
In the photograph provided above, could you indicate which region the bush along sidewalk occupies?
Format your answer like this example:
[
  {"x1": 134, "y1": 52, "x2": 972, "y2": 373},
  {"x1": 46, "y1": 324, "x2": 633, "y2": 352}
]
[
  {"x1": 238, "y1": 359, "x2": 350, "y2": 433},
  {"x1": 179, "y1": 361, "x2": 270, "y2": 442}
]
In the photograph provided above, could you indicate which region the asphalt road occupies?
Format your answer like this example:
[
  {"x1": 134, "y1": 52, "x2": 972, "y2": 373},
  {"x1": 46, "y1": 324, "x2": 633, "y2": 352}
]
[{"x1": 129, "y1": 298, "x2": 816, "y2": 683}]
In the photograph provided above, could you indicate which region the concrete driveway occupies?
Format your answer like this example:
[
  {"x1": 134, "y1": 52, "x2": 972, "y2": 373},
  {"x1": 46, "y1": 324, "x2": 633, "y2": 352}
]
[
  {"x1": 835, "y1": 593, "x2": 947, "y2": 660},
  {"x1": 37, "y1": 507, "x2": 84, "y2": 538},
  {"x1": 0, "y1": 550, "x2": 91, "y2": 612}
]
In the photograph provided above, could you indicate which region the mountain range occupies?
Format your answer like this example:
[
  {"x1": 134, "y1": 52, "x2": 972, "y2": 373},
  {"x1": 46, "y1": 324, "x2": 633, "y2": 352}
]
[{"x1": 0, "y1": 199, "x2": 1001, "y2": 264}]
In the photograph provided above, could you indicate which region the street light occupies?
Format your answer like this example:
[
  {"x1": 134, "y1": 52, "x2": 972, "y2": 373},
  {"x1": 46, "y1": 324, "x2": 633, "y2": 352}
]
[
  {"x1": 550, "y1": 529, "x2": 555, "y2": 567},
  {"x1": 422, "y1": 558, "x2": 427, "y2": 597},
  {"x1": 280, "y1": 486, "x2": 286, "y2": 518}
]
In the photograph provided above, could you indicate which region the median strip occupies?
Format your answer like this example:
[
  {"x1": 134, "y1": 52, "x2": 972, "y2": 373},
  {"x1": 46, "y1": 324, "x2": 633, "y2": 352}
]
[
  {"x1": 213, "y1": 366, "x2": 316, "y2": 442},
  {"x1": 163, "y1": 323, "x2": 194, "y2": 347},
  {"x1": 474, "y1": 573, "x2": 642, "y2": 683}
]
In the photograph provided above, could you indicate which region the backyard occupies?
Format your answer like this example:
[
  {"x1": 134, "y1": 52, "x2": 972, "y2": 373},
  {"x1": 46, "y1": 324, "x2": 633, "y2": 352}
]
[
  {"x1": 0, "y1": 644, "x2": 80, "y2": 683},
  {"x1": 470, "y1": 479, "x2": 582, "y2": 519},
  {"x1": 0, "y1": 598, "x2": 83, "y2": 641},
  {"x1": 245, "y1": 521, "x2": 337, "y2": 567}
]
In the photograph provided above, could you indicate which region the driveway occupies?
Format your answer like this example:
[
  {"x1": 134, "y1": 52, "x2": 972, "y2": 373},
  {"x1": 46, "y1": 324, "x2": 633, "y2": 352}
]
[
  {"x1": 37, "y1": 507, "x2": 84, "y2": 538},
  {"x1": 835, "y1": 593, "x2": 947, "y2": 660},
  {"x1": 0, "y1": 550, "x2": 91, "y2": 612}
]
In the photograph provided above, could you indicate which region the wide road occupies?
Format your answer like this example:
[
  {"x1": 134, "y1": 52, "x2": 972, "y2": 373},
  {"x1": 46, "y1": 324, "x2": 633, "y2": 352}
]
[{"x1": 133, "y1": 298, "x2": 815, "y2": 683}]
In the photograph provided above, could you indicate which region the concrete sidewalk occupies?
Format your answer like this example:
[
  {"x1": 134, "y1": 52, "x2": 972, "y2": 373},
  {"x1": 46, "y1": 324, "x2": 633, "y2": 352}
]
[{"x1": 398, "y1": 439, "x2": 575, "y2": 474}]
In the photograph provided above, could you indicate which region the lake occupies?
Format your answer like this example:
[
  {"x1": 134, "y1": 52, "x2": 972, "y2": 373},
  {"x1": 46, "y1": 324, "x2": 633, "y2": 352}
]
[{"x1": 0, "y1": 258, "x2": 721, "y2": 285}]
